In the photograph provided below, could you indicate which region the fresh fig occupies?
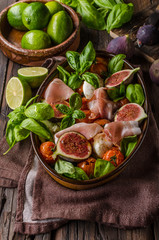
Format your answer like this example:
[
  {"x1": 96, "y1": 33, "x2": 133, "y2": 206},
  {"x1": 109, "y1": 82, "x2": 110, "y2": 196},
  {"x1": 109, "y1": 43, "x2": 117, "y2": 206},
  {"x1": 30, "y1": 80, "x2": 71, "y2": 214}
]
[
  {"x1": 105, "y1": 68, "x2": 140, "y2": 88},
  {"x1": 53, "y1": 131, "x2": 92, "y2": 162},
  {"x1": 149, "y1": 59, "x2": 159, "y2": 85},
  {"x1": 114, "y1": 103, "x2": 147, "y2": 122},
  {"x1": 136, "y1": 25, "x2": 159, "y2": 46},
  {"x1": 106, "y1": 35, "x2": 135, "y2": 59}
]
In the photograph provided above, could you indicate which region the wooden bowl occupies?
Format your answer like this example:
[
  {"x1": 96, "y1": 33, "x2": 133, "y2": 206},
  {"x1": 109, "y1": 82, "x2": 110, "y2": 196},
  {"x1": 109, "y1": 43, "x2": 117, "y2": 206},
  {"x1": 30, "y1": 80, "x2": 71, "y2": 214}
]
[
  {"x1": 31, "y1": 51, "x2": 149, "y2": 190},
  {"x1": 0, "y1": 0, "x2": 80, "y2": 66}
]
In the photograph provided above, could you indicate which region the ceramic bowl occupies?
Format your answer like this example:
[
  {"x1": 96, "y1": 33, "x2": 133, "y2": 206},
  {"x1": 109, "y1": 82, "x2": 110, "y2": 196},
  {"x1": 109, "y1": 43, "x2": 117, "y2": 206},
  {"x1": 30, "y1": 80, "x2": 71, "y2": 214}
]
[
  {"x1": 0, "y1": 0, "x2": 80, "y2": 66},
  {"x1": 31, "y1": 51, "x2": 149, "y2": 190}
]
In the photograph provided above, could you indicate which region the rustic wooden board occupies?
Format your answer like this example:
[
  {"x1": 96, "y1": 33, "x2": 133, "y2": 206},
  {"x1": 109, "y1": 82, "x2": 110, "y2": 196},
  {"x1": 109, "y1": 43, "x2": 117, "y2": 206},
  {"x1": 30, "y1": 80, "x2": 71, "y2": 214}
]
[{"x1": 110, "y1": 1, "x2": 159, "y2": 62}]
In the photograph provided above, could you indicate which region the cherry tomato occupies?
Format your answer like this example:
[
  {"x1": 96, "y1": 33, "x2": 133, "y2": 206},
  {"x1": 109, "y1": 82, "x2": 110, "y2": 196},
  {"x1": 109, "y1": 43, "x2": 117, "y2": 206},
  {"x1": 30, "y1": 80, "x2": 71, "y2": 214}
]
[
  {"x1": 94, "y1": 119, "x2": 110, "y2": 127},
  {"x1": 77, "y1": 83, "x2": 84, "y2": 96},
  {"x1": 39, "y1": 141, "x2": 56, "y2": 164},
  {"x1": 96, "y1": 57, "x2": 108, "y2": 66},
  {"x1": 81, "y1": 97, "x2": 89, "y2": 110},
  {"x1": 76, "y1": 110, "x2": 94, "y2": 123},
  {"x1": 103, "y1": 147, "x2": 124, "y2": 167},
  {"x1": 77, "y1": 157, "x2": 96, "y2": 177},
  {"x1": 90, "y1": 63, "x2": 107, "y2": 77}
]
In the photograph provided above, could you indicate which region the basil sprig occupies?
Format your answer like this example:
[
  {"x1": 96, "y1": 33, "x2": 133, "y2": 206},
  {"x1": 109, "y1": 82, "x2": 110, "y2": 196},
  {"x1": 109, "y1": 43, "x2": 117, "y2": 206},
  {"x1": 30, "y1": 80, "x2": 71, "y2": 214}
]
[
  {"x1": 4, "y1": 96, "x2": 54, "y2": 155},
  {"x1": 108, "y1": 54, "x2": 126, "y2": 75},
  {"x1": 107, "y1": 82, "x2": 126, "y2": 102},
  {"x1": 57, "y1": 41, "x2": 100, "y2": 90},
  {"x1": 56, "y1": 93, "x2": 86, "y2": 130}
]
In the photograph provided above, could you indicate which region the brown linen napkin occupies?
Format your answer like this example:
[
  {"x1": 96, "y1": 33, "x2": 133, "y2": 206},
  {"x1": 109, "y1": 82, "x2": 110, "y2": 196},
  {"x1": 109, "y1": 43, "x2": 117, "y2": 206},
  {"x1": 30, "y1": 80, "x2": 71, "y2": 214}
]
[{"x1": 1, "y1": 112, "x2": 159, "y2": 234}]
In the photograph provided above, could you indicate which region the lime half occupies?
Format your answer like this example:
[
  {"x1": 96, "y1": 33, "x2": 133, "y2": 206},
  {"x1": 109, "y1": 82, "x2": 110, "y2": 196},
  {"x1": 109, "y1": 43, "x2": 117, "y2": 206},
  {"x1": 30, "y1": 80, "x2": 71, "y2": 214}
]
[
  {"x1": 18, "y1": 67, "x2": 48, "y2": 88},
  {"x1": 6, "y1": 77, "x2": 32, "y2": 110}
]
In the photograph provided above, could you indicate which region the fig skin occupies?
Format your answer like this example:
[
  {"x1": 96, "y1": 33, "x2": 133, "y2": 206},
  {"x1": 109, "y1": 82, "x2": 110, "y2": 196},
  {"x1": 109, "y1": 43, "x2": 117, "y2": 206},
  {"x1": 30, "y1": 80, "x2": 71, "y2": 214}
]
[
  {"x1": 136, "y1": 25, "x2": 159, "y2": 46},
  {"x1": 106, "y1": 35, "x2": 135, "y2": 59},
  {"x1": 149, "y1": 59, "x2": 159, "y2": 85}
]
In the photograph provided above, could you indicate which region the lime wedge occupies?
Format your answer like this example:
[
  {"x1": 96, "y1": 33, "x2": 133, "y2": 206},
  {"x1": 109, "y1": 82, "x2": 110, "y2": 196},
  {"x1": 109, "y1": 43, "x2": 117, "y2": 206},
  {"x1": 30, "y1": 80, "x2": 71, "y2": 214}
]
[
  {"x1": 6, "y1": 77, "x2": 32, "y2": 110},
  {"x1": 18, "y1": 67, "x2": 48, "y2": 88}
]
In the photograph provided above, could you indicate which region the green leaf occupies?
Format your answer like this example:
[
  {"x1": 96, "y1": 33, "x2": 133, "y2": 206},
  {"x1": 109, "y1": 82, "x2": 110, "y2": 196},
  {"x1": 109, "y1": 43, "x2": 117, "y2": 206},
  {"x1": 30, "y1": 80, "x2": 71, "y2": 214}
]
[
  {"x1": 56, "y1": 0, "x2": 77, "y2": 9},
  {"x1": 56, "y1": 104, "x2": 71, "y2": 115},
  {"x1": 120, "y1": 135, "x2": 138, "y2": 157},
  {"x1": 25, "y1": 95, "x2": 39, "y2": 109},
  {"x1": 107, "y1": 82, "x2": 125, "y2": 102},
  {"x1": 82, "y1": 72, "x2": 100, "y2": 89},
  {"x1": 5, "y1": 120, "x2": 15, "y2": 147},
  {"x1": 41, "y1": 120, "x2": 60, "y2": 135},
  {"x1": 108, "y1": 54, "x2": 126, "y2": 74},
  {"x1": 69, "y1": 93, "x2": 82, "y2": 110},
  {"x1": 60, "y1": 115, "x2": 76, "y2": 130},
  {"x1": 126, "y1": 84, "x2": 145, "y2": 106},
  {"x1": 54, "y1": 159, "x2": 75, "y2": 175},
  {"x1": 14, "y1": 125, "x2": 30, "y2": 142},
  {"x1": 66, "y1": 51, "x2": 80, "y2": 71},
  {"x1": 68, "y1": 74, "x2": 83, "y2": 90},
  {"x1": 72, "y1": 110, "x2": 86, "y2": 119},
  {"x1": 7, "y1": 106, "x2": 25, "y2": 119},
  {"x1": 7, "y1": 111, "x2": 26, "y2": 125},
  {"x1": 79, "y1": 41, "x2": 96, "y2": 73},
  {"x1": 25, "y1": 102, "x2": 54, "y2": 120},
  {"x1": 106, "y1": 3, "x2": 134, "y2": 33},
  {"x1": 57, "y1": 65, "x2": 70, "y2": 85},
  {"x1": 64, "y1": 167, "x2": 89, "y2": 180},
  {"x1": 20, "y1": 118, "x2": 52, "y2": 140},
  {"x1": 94, "y1": 159, "x2": 115, "y2": 178},
  {"x1": 76, "y1": 0, "x2": 106, "y2": 30},
  {"x1": 94, "y1": 0, "x2": 116, "y2": 10}
]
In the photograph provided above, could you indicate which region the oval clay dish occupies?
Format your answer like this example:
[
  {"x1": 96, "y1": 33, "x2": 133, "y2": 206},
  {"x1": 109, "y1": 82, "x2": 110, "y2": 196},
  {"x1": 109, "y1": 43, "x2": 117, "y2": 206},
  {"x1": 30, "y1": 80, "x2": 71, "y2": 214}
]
[
  {"x1": 0, "y1": 0, "x2": 80, "y2": 66},
  {"x1": 31, "y1": 51, "x2": 149, "y2": 190}
]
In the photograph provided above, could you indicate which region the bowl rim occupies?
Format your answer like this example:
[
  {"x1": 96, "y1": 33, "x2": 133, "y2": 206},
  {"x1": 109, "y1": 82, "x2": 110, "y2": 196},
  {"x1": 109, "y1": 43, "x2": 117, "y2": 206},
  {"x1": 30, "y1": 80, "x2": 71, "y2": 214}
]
[
  {"x1": 31, "y1": 50, "x2": 149, "y2": 186},
  {"x1": 0, "y1": 0, "x2": 80, "y2": 56}
]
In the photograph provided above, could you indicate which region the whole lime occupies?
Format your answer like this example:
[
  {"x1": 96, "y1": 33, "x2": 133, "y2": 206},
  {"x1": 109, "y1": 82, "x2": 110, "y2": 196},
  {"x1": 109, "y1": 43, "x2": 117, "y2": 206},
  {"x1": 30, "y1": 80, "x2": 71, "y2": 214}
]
[
  {"x1": 7, "y1": 3, "x2": 28, "y2": 31},
  {"x1": 22, "y1": 2, "x2": 50, "y2": 30},
  {"x1": 45, "y1": 1, "x2": 64, "y2": 16},
  {"x1": 47, "y1": 10, "x2": 73, "y2": 45},
  {"x1": 21, "y1": 30, "x2": 52, "y2": 50}
]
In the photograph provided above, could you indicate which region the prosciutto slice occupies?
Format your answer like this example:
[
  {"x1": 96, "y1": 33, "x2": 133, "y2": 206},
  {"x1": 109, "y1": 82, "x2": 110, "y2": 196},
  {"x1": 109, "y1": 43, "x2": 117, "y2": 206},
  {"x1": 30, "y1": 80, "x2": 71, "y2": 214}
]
[
  {"x1": 44, "y1": 78, "x2": 74, "y2": 105},
  {"x1": 54, "y1": 123, "x2": 103, "y2": 143},
  {"x1": 87, "y1": 87, "x2": 119, "y2": 121},
  {"x1": 104, "y1": 121, "x2": 141, "y2": 145}
]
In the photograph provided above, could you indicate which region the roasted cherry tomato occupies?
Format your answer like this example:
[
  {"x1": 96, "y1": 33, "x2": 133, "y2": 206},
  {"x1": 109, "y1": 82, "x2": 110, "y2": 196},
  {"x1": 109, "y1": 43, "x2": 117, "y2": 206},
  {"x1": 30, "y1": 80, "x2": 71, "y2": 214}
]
[
  {"x1": 39, "y1": 141, "x2": 56, "y2": 163},
  {"x1": 96, "y1": 57, "x2": 108, "y2": 66},
  {"x1": 77, "y1": 157, "x2": 96, "y2": 177},
  {"x1": 90, "y1": 63, "x2": 107, "y2": 77},
  {"x1": 94, "y1": 119, "x2": 110, "y2": 127},
  {"x1": 76, "y1": 110, "x2": 94, "y2": 123},
  {"x1": 77, "y1": 83, "x2": 84, "y2": 96},
  {"x1": 81, "y1": 97, "x2": 89, "y2": 110},
  {"x1": 103, "y1": 147, "x2": 124, "y2": 167}
]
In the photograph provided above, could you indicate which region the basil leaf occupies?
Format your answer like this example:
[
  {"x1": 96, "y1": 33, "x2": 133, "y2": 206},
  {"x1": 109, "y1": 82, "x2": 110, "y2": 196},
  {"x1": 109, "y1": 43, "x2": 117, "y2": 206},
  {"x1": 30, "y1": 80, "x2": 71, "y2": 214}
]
[
  {"x1": 25, "y1": 102, "x2": 54, "y2": 120},
  {"x1": 107, "y1": 82, "x2": 125, "y2": 101},
  {"x1": 60, "y1": 115, "x2": 76, "y2": 130},
  {"x1": 41, "y1": 120, "x2": 60, "y2": 135},
  {"x1": 120, "y1": 135, "x2": 138, "y2": 157},
  {"x1": 68, "y1": 74, "x2": 83, "y2": 90},
  {"x1": 56, "y1": 104, "x2": 71, "y2": 115},
  {"x1": 106, "y1": 3, "x2": 134, "y2": 33},
  {"x1": 94, "y1": 0, "x2": 116, "y2": 10},
  {"x1": 20, "y1": 118, "x2": 52, "y2": 140},
  {"x1": 126, "y1": 84, "x2": 145, "y2": 106},
  {"x1": 5, "y1": 120, "x2": 15, "y2": 147},
  {"x1": 115, "y1": 0, "x2": 124, "y2": 3},
  {"x1": 3, "y1": 139, "x2": 16, "y2": 155},
  {"x1": 64, "y1": 167, "x2": 89, "y2": 180},
  {"x1": 82, "y1": 72, "x2": 99, "y2": 89},
  {"x1": 94, "y1": 159, "x2": 115, "y2": 178},
  {"x1": 69, "y1": 93, "x2": 82, "y2": 110},
  {"x1": 66, "y1": 51, "x2": 80, "y2": 71},
  {"x1": 72, "y1": 110, "x2": 86, "y2": 119},
  {"x1": 76, "y1": 0, "x2": 106, "y2": 31},
  {"x1": 8, "y1": 106, "x2": 25, "y2": 119},
  {"x1": 79, "y1": 41, "x2": 96, "y2": 73},
  {"x1": 7, "y1": 111, "x2": 26, "y2": 125},
  {"x1": 108, "y1": 54, "x2": 126, "y2": 74},
  {"x1": 54, "y1": 159, "x2": 75, "y2": 175},
  {"x1": 57, "y1": 65, "x2": 70, "y2": 85},
  {"x1": 14, "y1": 126, "x2": 30, "y2": 142},
  {"x1": 56, "y1": 0, "x2": 77, "y2": 9},
  {"x1": 25, "y1": 95, "x2": 39, "y2": 109}
]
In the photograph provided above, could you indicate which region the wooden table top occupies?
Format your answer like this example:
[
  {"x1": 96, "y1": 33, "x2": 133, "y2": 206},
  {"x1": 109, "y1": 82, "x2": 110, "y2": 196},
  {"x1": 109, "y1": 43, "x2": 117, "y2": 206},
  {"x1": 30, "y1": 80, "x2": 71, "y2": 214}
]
[{"x1": 0, "y1": 0, "x2": 159, "y2": 239}]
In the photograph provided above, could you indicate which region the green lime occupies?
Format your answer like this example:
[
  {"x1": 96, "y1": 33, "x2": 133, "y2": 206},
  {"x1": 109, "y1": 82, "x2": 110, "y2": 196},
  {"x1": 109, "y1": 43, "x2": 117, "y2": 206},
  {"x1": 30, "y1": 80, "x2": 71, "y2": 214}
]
[
  {"x1": 21, "y1": 30, "x2": 52, "y2": 50},
  {"x1": 45, "y1": 1, "x2": 64, "y2": 16},
  {"x1": 7, "y1": 3, "x2": 28, "y2": 31},
  {"x1": 18, "y1": 67, "x2": 48, "y2": 88},
  {"x1": 6, "y1": 77, "x2": 32, "y2": 110},
  {"x1": 47, "y1": 10, "x2": 73, "y2": 45},
  {"x1": 22, "y1": 2, "x2": 50, "y2": 30}
]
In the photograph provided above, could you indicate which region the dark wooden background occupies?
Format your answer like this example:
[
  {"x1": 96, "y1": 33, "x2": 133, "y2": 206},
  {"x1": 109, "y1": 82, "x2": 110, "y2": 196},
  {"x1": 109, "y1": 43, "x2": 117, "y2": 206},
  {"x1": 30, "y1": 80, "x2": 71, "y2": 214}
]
[{"x1": 1, "y1": 0, "x2": 159, "y2": 239}]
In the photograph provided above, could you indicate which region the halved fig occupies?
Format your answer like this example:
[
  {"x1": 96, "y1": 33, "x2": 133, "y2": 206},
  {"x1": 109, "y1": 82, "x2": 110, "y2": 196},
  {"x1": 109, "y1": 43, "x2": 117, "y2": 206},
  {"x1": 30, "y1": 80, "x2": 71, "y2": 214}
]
[
  {"x1": 105, "y1": 68, "x2": 140, "y2": 88},
  {"x1": 114, "y1": 103, "x2": 147, "y2": 122},
  {"x1": 53, "y1": 131, "x2": 92, "y2": 162}
]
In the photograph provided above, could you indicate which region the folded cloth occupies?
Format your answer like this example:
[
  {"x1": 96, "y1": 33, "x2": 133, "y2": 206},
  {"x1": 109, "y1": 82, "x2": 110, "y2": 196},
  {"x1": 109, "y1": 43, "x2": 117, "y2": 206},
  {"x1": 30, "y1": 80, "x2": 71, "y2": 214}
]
[{"x1": 1, "y1": 112, "x2": 159, "y2": 235}]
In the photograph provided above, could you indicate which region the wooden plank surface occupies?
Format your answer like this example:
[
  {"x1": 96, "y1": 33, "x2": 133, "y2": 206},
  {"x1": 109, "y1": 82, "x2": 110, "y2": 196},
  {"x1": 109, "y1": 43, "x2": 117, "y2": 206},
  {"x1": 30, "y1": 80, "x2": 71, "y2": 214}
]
[{"x1": 0, "y1": 0, "x2": 159, "y2": 240}]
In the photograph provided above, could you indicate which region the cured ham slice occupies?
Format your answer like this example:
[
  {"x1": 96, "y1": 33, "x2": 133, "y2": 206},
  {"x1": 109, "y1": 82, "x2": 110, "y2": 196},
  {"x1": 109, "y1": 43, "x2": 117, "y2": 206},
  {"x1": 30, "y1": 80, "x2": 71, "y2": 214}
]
[
  {"x1": 44, "y1": 78, "x2": 74, "y2": 105},
  {"x1": 54, "y1": 123, "x2": 103, "y2": 143},
  {"x1": 87, "y1": 87, "x2": 119, "y2": 121},
  {"x1": 104, "y1": 121, "x2": 141, "y2": 145}
]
